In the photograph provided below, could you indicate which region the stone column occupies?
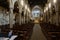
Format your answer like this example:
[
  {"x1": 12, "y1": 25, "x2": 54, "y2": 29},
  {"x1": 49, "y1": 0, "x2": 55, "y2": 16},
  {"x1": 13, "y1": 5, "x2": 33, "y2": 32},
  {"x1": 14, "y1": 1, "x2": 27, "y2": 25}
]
[
  {"x1": 28, "y1": 12, "x2": 30, "y2": 23},
  {"x1": 21, "y1": 11, "x2": 23, "y2": 24},
  {"x1": 43, "y1": 12, "x2": 45, "y2": 22},
  {"x1": 46, "y1": 11, "x2": 48, "y2": 23},
  {"x1": 47, "y1": 9, "x2": 50, "y2": 23},
  {"x1": 50, "y1": 4, "x2": 55, "y2": 24},
  {"x1": 44, "y1": 13, "x2": 46, "y2": 22},
  {"x1": 23, "y1": 13, "x2": 25, "y2": 24},
  {"x1": 45, "y1": 12, "x2": 47, "y2": 22},
  {"x1": 54, "y1": 2, "x2": 59, "y2": 26},
  {"x1": 28, "y1": 12, "x2": 31, "y2": 22},
  {"x1": 23, "y1": 8, "x2": 26, "y2": 24},
  {"x1": 47, "y1": 12, "x2": 49, "y2": 23},
  {"x1": 49, "y1": 7, "x2": 52, "y2": 24},
  {"x1": 9, "y1": 0, "x2": 14, "y2": 28},
  {"x1": 43, "y1": 9, "x2": 45, "y2": 22},
  {"x1": 9, "y1": 8, "x2": 14, "y2": 28},
  {"x1": 27, "y1": 11, "x2": 29, "y2": 23},
  {"x1": 18, "y1": 0, "x2": 22, "y2": 25},
  {"x1": 0, "y1": 28, "x2": 1, "y2": 33}
]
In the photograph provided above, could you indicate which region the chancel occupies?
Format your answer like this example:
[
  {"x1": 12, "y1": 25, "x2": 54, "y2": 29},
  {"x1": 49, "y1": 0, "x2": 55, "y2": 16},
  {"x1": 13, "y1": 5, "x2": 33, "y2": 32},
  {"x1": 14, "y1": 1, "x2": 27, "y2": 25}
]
[{"x1": 0, "y1": 0, "x2": 60, "y2": 40}]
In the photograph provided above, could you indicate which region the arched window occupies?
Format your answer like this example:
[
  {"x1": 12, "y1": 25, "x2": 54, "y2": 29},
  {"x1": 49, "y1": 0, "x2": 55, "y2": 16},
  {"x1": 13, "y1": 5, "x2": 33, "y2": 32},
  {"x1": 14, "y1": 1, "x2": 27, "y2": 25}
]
[{"x1": 31, "y1": 6, "x2": 41, "y2": 20}]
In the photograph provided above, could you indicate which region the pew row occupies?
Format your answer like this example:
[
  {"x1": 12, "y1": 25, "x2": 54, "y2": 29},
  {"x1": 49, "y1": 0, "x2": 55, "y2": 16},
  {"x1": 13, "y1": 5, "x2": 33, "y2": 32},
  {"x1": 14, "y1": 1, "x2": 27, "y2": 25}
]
[
  {"x1": 40, "y1": 22, "x2": 60, "y2": 40},
  {"x1": 0, "y1": 22, "x2": 34, "y2": 40}
]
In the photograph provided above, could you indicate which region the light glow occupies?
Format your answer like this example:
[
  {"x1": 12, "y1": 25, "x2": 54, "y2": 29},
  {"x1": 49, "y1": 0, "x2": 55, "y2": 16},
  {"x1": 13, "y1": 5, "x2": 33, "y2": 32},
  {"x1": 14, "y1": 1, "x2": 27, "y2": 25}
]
[
  {"x1": 34, "y1": 20, "x2": 39, "y2": 23},
  {"x1": 40, "y1": 17, "x2": 43, "y2": 21},
  {"x1": 25, "y1": 5, "x2": 28, "y2": 9},
  {"x1": 46, "y1": 7, "x2": 48, "y2": 11},
  {"x1": 53, "y1": 0, "x2": 57, "y2": 4},
  {"x1": 44, "y1": 10, "x2": 46, "y2": 13},
  {"x1": 48, "y1": 3, "x2": 51, "y2": 8},
  {"x1": 28, "y1": 8, "x2": 30, "y2": 12},
  {"x1": 17, "y1": 7, "x2": 19, "y2": 8},
  {"x1": 6, "y1": 12, "x2": 9, "y2": 14},
  {"x1": 44, "y1": 7, "x2": 48, "y2": 13},
  {"x1": 21, "y1": 0, "x2": 24, "y2": 6}
]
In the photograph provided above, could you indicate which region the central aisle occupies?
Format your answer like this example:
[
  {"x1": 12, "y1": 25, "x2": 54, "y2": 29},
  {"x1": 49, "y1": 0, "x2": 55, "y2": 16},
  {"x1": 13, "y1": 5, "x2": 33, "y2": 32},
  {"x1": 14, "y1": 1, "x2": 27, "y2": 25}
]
[{"x1": 30, "y1": 24, "x2": 47, "y2": 40}]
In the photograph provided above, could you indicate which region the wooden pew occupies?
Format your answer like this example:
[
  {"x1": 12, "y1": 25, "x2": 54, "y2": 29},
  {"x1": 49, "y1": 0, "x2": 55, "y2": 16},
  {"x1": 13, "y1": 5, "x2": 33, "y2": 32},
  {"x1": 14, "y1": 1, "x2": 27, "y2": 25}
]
[
  {"x1": 0, "y1": 22, "x2": 34, "y2": 40},
  {"x1": 48, "y1": 32, "x2": 60, "y2": 40},
  {"x1": 13, "y1": 23, "x2": 34, "y2": 40},
  {"x1": 40, "y1": 22, "x2": 60, "y2": 40}
]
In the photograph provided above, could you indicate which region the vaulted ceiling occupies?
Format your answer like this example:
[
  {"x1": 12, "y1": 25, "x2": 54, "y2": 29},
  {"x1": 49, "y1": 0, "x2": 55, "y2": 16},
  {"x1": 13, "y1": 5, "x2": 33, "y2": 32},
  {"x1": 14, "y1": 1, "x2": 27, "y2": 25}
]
[
  {"x1": 0, "y1": 0, "x2": 9, "y2": 9},
  {"x1": 28, "y1": 0, "x2": 47, "y2": 8},
  {"x1": 0, "y1": 0, "x2": 47, "y2": 12}
]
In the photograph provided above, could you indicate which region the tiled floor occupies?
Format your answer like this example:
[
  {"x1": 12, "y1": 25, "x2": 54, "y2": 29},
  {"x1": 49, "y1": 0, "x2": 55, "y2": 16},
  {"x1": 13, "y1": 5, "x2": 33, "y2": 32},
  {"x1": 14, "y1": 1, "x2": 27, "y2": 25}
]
[{"x1": 30, "y1": 24, "x2": 47, "y2": 40}]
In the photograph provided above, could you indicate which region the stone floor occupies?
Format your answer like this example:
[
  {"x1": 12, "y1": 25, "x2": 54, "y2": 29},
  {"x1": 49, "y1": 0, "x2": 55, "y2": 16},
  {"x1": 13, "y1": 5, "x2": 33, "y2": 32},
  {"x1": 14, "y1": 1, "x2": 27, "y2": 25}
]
[{"x1": 30, "y1": 24, "x2": 47, "y2": 40}]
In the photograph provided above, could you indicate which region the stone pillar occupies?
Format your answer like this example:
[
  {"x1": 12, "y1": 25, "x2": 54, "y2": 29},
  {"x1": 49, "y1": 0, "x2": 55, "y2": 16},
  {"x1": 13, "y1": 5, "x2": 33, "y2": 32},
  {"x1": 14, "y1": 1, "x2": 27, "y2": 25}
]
[
  {"x1": 27, "y1": 13, "x2": 29, "y2": 23},
  {"x1": 0, "y1": 28, "x2": 1, "y2": 33},
  {"x1": 19, "y1": 8, "x2": 22, "y2": 25},
  {"x1": 54, "y1": 2, "x2": 59, "y2": 26},
  {"x1": 51, "y1": 2, "x2": 54, "y2": 24},
  {"x1": 28, "y1": 12, "x2": 31, "y2": 22},
  {"x1": 47, "y1": 10, "x2": 49, "y2": 22},
  {"x1": 45, "y1": 12, "x2": 47, "y2": 22},
  {"x1": 44, "y1": 13, "x2": 46, "y2": 22},
  {"x1": 43, "y1": 9, "x2": 45, "y2": 22},
  {"x1": 9, "y1": 8, "x2": 14, "y2": 28},
  {"x1": 18, "y1": 0, "x2": 22, "y2": 25},
  {"x1": 49, "y1": 7, "x2": 52, "y2": 24},
  {"x1": 27, "y1": 11, "x2": 29, "y2": 23},
  {"x1": 43, "y1": 12, "x2": 45, "y2": 22},
  {"x1": 9, "y1": 0, "x2": 14, "y2": 28},
  {"x1": 48, "y1": 10, "x2": 50, "y2": 21},
  {"x1": 21, "y1": 17, "x2": 23, "y2": 24},
  {"x1": 46, "y1": 11, "x2": 48, "y2": 23},
  {"x1": 23, "y1": 11, "x2": 25, "y2": 24},
  {"x1": 22, "y1": 17, "x2": 24, "y2": 24},
  {"x1": 24, "y1": 8, "x2": 26, "y2": 24},
  {"x1": 47, "y1": 10, "x2": 50, "y2": 23},
  {"x1": 21, "y1": 10, "x2": 24, "y2": 24}
]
